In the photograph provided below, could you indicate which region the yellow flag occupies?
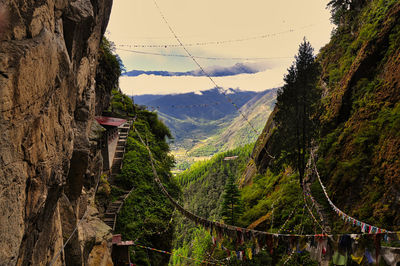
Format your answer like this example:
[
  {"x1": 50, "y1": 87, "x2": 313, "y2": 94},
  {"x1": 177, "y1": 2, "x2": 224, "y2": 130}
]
[
  {"x1": 247, "y1": 248, "x2": 253, "y2": 260},
  {"x1": 351, "y1": 254, "x2": 363, "y2": 264}
]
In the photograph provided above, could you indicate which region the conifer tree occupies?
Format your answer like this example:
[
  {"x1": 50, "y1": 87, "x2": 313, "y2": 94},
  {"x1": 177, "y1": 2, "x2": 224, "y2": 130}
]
[
  {"x1": 220, "y1": 175, "x2": 243, "y2": 225},
  {"x1": 274, "y1": 38, "x2": 320, "y2": 186}
]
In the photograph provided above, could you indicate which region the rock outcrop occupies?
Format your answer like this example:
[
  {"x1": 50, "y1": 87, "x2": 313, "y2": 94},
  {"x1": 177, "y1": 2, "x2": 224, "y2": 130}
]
[{"x1": 0, "y1": 0, "x2": 113, "y2": 265}]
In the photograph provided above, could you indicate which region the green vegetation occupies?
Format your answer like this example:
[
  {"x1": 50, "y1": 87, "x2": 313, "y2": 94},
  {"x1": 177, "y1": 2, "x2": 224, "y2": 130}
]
[
  {"x1": 96, "y1": 37, "x2": 123, "y2": 93},
  {"x1": 108, "y1": 88, "x2": 135, "y2": 116},
  {"x1": 115, "y1": 110, "x2": 181, "y2": 265},
  {"x1": 171, "y1": 145, "x2": 253, "y2": 265},
  {"x1": 315, "y1": 0, "x2": 400, "y2": 231},
  {"x1": 170, "y1": 142, "x2": 321, "y2": 265},
  {"x1": 220, "y1": 175, "x2": 243, "y2": 225},
  {"x1": 187, "y1": 89, "x2": 276, "y2": 157},
  {"x1": 95, "y1": 37, "x2": 126, "y2": 115},
  {"x1": 273, "y1": 39, "x2": 321, "y2": 185}
]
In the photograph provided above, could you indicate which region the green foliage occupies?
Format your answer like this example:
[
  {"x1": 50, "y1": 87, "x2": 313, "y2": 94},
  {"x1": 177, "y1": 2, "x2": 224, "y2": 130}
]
[
  {"x1": 273, "y1": 39, "x2": 321, "y2": 184},
  {"x1": 115, "y1": 110, "x2": 180, "y2": 265},
  {"x1": 97, "y1": 173, "x2": 111, "y2": 196},
  {"x1": 220, "y1": 175, "x2": 243, "y2": 225},
  {"x1": 176, "y1": 144, "x2": 253, "y2": 187},
  {"x1": 171, "y1": 145, "x2": 253, "y2": 265},
  {"x1": 316, "y1": 0, "x2": 400, "y2": 225},
  {"x1": 327, "y1": 0, "x2": 364, "y2": 25},
  {"x1": 109, "y1": 88, "x2": 135, "y2": 116},
  {"x1": 96, "y1": 37, "x2": 124, "y2": 111},
  {"x1": 239, "y1": 170, "x2": 316, "y2": 234},
  {"x1": 171, "y1": 227, "x2": 211, "y2": 265},
  {"x1": 317, "y1": 94, "x2": 400, "y2": 230}
]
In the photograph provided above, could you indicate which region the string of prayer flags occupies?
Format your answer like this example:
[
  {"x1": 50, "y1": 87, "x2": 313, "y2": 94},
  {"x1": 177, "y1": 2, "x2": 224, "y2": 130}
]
[{"x1": 310, "y1": 151, "x2": 391, "y2": 234}]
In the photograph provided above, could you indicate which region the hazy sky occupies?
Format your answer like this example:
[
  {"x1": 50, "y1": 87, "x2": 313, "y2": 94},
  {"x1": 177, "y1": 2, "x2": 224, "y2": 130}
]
[{"x1": 106, "y1": 0, "x2": 334, "y2": 95}]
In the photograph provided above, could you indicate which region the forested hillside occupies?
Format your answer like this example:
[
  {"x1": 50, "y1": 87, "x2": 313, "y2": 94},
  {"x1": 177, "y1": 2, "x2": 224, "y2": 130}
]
[{"x1": 171, "y1": 144, "x2": 254, "y2": 264}]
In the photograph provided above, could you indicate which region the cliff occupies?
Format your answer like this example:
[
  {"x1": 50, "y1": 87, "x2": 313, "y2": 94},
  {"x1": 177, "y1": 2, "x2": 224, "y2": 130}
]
[
  {"x1": 0, "y1": 0, "x2": 114, "y2": 265},
  {"x1": 244, "y1": 0, "x2": 400, "y2": 230}
]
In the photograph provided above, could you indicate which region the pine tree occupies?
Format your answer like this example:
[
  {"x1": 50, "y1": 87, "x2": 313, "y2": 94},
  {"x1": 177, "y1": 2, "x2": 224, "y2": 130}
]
[
  {"x1": 220, "y1": 175, "x2": 243, "y2": 225},
  {"x1": 274, "y1": 38, "x2": 320, "y2": 186}
]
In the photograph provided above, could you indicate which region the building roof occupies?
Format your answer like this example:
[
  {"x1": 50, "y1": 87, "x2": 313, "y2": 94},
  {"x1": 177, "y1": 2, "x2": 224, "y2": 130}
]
[
  {"x1": 224, "y1": 156, "x2": 238, "y2": 161},
  {"x1": 95, "y1": 116, "x2": 127, "y2": 127}
]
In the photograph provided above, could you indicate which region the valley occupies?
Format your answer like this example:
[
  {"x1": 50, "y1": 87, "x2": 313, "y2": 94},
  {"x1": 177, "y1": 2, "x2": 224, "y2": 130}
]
[{"x1": 133, "y1": 88, "x2": 277, "y2": 172}]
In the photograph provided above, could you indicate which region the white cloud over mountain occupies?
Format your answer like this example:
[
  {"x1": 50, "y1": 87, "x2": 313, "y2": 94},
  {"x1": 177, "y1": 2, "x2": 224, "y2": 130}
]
[
  {"x1": 120, "y1": 67, "x2": 286, "y2": 95},
  {"x1": 123, "y1": 62, "x2": 271, "y2": 77}
]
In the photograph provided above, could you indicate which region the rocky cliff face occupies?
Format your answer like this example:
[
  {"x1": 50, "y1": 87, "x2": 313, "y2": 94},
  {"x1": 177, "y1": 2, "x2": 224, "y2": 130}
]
[{"x1": 0, "y1": 0, "x2": 113, "y2": 265}]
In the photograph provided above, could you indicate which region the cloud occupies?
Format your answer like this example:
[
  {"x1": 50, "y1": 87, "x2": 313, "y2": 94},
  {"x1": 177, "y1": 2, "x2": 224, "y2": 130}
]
[
  {"x1": 123, "y1": 62, "x2": 271, "y2": 77},
  {"x1": 120, "y1": 67, "x2": 286, "y2": 96}
]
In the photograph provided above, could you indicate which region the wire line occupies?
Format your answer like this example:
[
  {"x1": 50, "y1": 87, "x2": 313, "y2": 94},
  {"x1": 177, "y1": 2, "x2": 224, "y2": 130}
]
[
  {"x1": 117, "y1": 24, "x2": 316, "y2": 48},
  {"x1": 117, "y1": 47, "x2": 293, "y2": 61}
]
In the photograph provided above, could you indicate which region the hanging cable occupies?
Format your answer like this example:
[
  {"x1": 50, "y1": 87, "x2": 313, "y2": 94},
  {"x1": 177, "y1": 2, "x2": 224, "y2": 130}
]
[
  {"x1": 49, "y1": 174, "x2": 102, "y2": 266},
  {"x1": 117, "y1": 23, "x2": 316, "y2": 48},
  {"x1": 117, "y1": 47, "x2": 293, "y2": 61}
]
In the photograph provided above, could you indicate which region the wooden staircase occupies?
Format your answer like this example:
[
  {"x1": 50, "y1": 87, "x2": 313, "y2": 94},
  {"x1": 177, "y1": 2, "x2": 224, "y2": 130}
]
[
  {"x1": 103, "y1": 190, "x2": 133, "y2": 230},
  {"x1": 102, "y1": 119, "x2": 134, "y2": 231}
]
